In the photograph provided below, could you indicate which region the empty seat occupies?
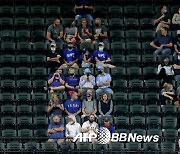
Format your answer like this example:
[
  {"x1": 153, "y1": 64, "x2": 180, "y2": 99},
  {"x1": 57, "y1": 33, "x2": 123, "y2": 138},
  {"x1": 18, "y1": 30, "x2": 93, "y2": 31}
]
[
  {"x1": 1, "y1": 116, "x2": 16, "y2": 129},
  {"x1": 161, "y1": 105, "x2": 177, "y2": 116},
  {"x1": 16, "y1": 93, "x2": 31, "y2": 103},
  {"x1": 162, "y1": 116, "x2": 177, "y2": 129},
  {"x1": 113, "y1": 92, "x2": 128, "y2": 104},
  {"x1": 109, "y1": 18, "x2": 123, "y2": 28},
  {"x1": 17, "y1": 116, "x2": 32, "y2": 129},
  {"x1": 32, "y1": 67, "x2": 47, "y2": 78},
  {"x1": 1, "y1": 104, "x2": 16, "y2": 116},
  {"x1": 15, "y1": 5, "x2": 30, "y2": 14},
  {"x1": 143, "y1": 142, "x2": 159, "y2": 152},
  {"x1": 130, "y1": 104, "x2": 145, "y2": 116},
  {"x1": 1, "y1": 42, "x2": 15, "y2": 50},
  {"x1": 16, "y1": 42, "x2": 31, "y2": 50},
  {"x1": 146, "y1": 105, "x2": 161, "y2": 116},
  {"x1": 130, "y1": 116, "x2": 145, "y2": 129},
  {"x1": 125, "y1": 142, "x2": 142, "y2": 151},
  {"x1": 41, "y1": 142, "x2": 57, "y2": 151},
  {"x1": 1, "y1": 79, "x2": 15, "y2": 92},
  {"x1": 16, "y1": 54, "x2": 31, "y2": 65},
  {"x1": 16, "y1": 80, "x2": 31, "y2": 92},
  {"x1": 0, "y1": 5, "x2": 14, "y2": 15},
  {"x1": 46, "y1": 5, "x2": 61, "y2": 15},
  {"x1": 128, "y1": 80, "x2": 143, "y2": 92},
  {"x1": 0, "y1": 17, "x2": 13, "y2": 27},
  {"x1": 114, "y1": 105, "x2": 128, "y2": 116},
  {"x1": 16, "y1": 67, "x2": 31, "y2": 79},
  {"x1": 124, "y1": 18, "x2": 139, "y2": 29},
  {"x1": 18, "y1": 129, "x2": 33, "y2": 142},
  {"x1": 114, "y1": 116, "x2": 129, "y2": 129},
  {"x1": 14, "y1": 17, "x2": 29, "y2": 26},
  {"x1": 76, "y1": 142, "x2": 92, "y2": 151},
  {"x1": 127, "y1": 67, "x2": 142, "y2": 79},
  {"x1": 17, "y1": 105, "x2": 32, "y2": 116},
  {"x1": 16, "y1": 30, "x2": 30, "y2": 41},
  {"x1": 34, "y1": 116, "x2": 48, "y2": 129},
  {"x1": 113, "y1": 79, "x2": 127, "y2": 92},
  {"x1": 31, "y1": 5, "x2": 45, "y2": 14},
  {"x1": 146, "y1": 116, "x2": 161, "y2": 129},
  {"x1": 30, "y1": 17, "x2": 45, "y2": 27},
  {"x1": 24, "y1": 142, "x2": 40, "y2": 151},
  {"x1": 2, "y1": 129, "x2": 17, "y2": 138},
  {"x1": 147, "y1": 128, "x2": 162, "y2": 136},
  {"x1": 161, "y1": 142, "x2": 176, "y2": 153},
  {"x1": 7, "y1": 142, "x2": 22, "y2": 151},
  {"x1": 0, "y1": 93, "x2": 14, "y2": 103},
  {"x1": 33, "y1": 105, "x2": 47, "y2": 116}
]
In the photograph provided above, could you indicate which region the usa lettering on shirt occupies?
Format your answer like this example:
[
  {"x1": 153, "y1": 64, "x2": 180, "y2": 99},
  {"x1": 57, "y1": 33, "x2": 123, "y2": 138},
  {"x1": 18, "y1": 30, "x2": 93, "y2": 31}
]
[
  {"x1": 68, "y1": 104, "x2": 79, "y2": 108},
  {"x1": 98, "y1": 53, "x2": 105, "y2": 58},
  {"x1": 67, "y1": 53, "x2": 75, "y2": 57}
]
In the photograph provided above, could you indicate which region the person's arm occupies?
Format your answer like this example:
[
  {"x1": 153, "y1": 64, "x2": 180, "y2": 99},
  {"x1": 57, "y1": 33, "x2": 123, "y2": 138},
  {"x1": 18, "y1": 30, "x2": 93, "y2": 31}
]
[
  {"x1": 57, "y1": 103, "x2": 64, "y2": 111},
  {"x1": 48, "y1": 74, "x2": 55, "y2": 85},
  {"x1": 162, "y1": 42, "x2": 173, "y2": 48},
  {"x1": 95, "y1": 57, "x2": 101, "y2": 63},
  {"x1": 162, "y1": 19, "x2": 171, "y2": 25},
  {"x1": 47, "y1": 104, "x2": 55, "y2": 113},
  {"x1": 73, "y1": 109, "x2": 81, "y2": 116},
  {"x1": 54, "y1": 126, "x2": 64, "y2": 132},
  {"x1": 162, "y1": 92, "x2": 174, "y2": 100},
  {"x1": 154, "y1": 14, "x2": 165, "y2": 24},
  {"x1": 174, "y1": 44, "x2": 179, "y2": 53},
  {"x1": 47, "y1": 31, "x2": 55, "y2": 42},
  {"x1": 82, "y1": 100, "x2": 88, "y2": 116},
  {"x1": 172, "y1": 14, "x2": 177, "y2": 24},
  {"x1": 91, "y1": 100, "x2": 97, "y2": 115},
  {"x1": 81, "y1": 127, "x2": 91, "y2": 133},
  {"x1": 98, "y1": 101, "x2": 104, "y2": 116},
  {"x1": 58, "y1": 31, "x2": 63, "y2": 39},
  {"x1": 89, "y1": 76, "x2": 95, "y2": 86},
  {"x1": 173, "y1": 64, "x2": 180, "y2": 69},
  {"x1": 65, "y1": 125, "x2": 69, "y2": 137},
  {"x1": 105, "y1": 100, "x2": 113, "y2": 115},
  {"x1": 65, "y1": 83, "x2": 74, "y2": 89},
  {"x1": 165, "y1": 91, "x2": 175, "y2": 95},
  {"x1": 105, "y1": 58, "x2": 111, "y2": 63},
  {"x1": 65, "y1": 109, "x2": 72, "y2": 116},
  {"x1": 75, "y1": 5, "x2": 83, "y2": 10},
  {"x1": 86, "y1": 29, "x2": 92, "y2": 37},
  {"x1": 78, "y1": 32, "x2": 83, "y2": 42},
  {"x1": 157, "y1": 65, "x2": 162, "y2": 74},
  {"x1": 48, "y1": 128, "x2": 56, "y2": 133},
  {"x1": 79, "y1": 76, "x2": 87, "y2": 87},
  {"x1": 84, "y1": 5, "x2": 93, "y2": 10},
  {"x1": 100, "y1": 32, "x2": 107, "y2": 38},
  {"x1": 150, "y1": 41, "x2": 160, "y2": 49}
]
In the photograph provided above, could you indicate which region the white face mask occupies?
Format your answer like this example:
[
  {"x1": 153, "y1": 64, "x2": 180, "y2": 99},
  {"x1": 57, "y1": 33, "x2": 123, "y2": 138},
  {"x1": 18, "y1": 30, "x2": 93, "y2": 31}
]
[
  {"x1": 178, "y1": 55, "x2": 180, "y2": 60},
  {"x1": 99, "y1": 47, "x2": 104, "y2": 51},
  {"x1": 51, "y1": 47, "x2": 56, "y2": 52}
]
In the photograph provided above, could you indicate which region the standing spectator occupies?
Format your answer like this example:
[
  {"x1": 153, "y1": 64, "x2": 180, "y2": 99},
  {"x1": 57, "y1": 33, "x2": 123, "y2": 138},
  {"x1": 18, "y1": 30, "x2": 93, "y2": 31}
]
[
  {"x1": 78, "y1": 18, "x2": 92, "y2": 43},
  {"x1": 65, "y1": 115, "x2": 81, "y2": 142},
  {"x1": 46, "y1": 18, "x2": 63, "y2": 44},
  {"x1": 46, "y1": 42, "x2": 61, "y2": 70},
  {"x1": 101, "y1": 117, "x2": 115, "y2": 134},
  {"x1": 157, "y1": 57, "x2": 174, "y2": 84},
  {"x1": 79, "y1": 68, "x2": 95, "y2": 91},
  {"x1": 98, "y1": 93, "x2": 113, "y2": 118},
  {"x1": 82, "y1": 89, "x2": 97, "y2": 120},
  {"x1": 174, "y1": 87, "x2": 180, "y2": 106},
  {"x1": 48, "y1": 68, "x2": 65, "y2": 93},
  {"x1": 161, "y1": 83, "x2": 175, "y2": 105},
  {"x1": 93, "y1": 42, "x2": 116, "y2": 68},
  {"x1": 64, "y1": 20, "x2": 78, "y2": 43},
  {"x1": 47, "y1": 93, "x2": 64, "y2": 117},
  {"x1": 150, "y1": 27, "x2": 172, "y2": 58},
  {"x1": 93, "y1": 18, "x2": 108, "y2": 44},
  {"x1": 65, "y1": 68, "x2": 80, "y2": 92},
  {"x1": 154, "y1": 5, "x2": 171, "y2": 32},
  {"x1": 74, "y1": 0, "x2": 93, "y2": 21},
  {"x1": 172, "y1": 8, "x2": 180, "y2": 30},
  {"x1": 64, "y1": 91, "x2": 82, "y2": 117},
  {"x1": 48, "y1": 115, "x2": 65, "y2": 144},
  {"x1": 60, "y1": 41, "x2": 80, "y2": 69},
  {"x1": 81, "y1": 114, "x2": 98, "y2": 142},
  {"x1": 96, "y1": 65, "x2": 113, "y2": 95},
  {"x1": 174, "y1": 30, "x2": 180, "y2": 56},
  {"x1": 81, "y1": 48, "x2": 94, "y2": 68}
]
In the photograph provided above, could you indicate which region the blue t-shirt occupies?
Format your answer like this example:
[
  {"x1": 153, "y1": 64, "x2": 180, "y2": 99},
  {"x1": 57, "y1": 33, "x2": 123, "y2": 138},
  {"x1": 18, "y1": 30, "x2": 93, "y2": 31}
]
[
  {"x1": 93, "y1": 50, "x2": 110, "y2": 61},
  {"x1": 153, "y1": 35, "x2": 172, "y2": 49},
  {"x1": 48, "y1": 123, "x2": 65, "y2": 139},
  {"x1": 101, "y1": 124, "x2": 115, "y2": 134},
  {"x1": 63, "y1": 48, "x2": 80, "y2": 63},
  {"x1": 65, "y1": 75, "x2": 79, "y2": 87},
  {"x1": 64, "y1": 99, "x2": 82, "y2": 114},
  {"x1": 82, "y1": 53, "x2": 93, "y2": 62},
  {"x1": 48, "y1": 74, "x2": 65, "y2": 87}
]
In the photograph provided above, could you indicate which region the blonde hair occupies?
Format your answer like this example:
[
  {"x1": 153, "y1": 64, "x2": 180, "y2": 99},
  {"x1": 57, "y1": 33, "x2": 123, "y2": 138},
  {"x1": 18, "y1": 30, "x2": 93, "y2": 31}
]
[
  {"x1": 50, "y1": 93, "x2": 59, "y2": 103},
  {"x1": 68, "y1": 115, "x2": 77, "y2": 123},
  {"x1": 163, "y1": 83, "x2": 173, "y2": 92}
]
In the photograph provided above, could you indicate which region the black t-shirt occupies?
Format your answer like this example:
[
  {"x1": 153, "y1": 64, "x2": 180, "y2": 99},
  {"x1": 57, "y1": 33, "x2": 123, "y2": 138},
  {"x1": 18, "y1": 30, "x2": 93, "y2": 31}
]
[
  {"x1": 78, "y1": 26, "x2": 92, "y2": 39},
  {"x1": 47, "y1": 50, "x2": 61, "y2": 59},
  {"x1": 48, "y1": 100, "x2": 63, "y2": 117},
  {"x1": 75, "y1": 0, "x2": 93, "y2": 15},
  {"x1": 155, "y1": 12, "x2": 170, "y2": 24},
  {"x1": 174, "y1": 37, "x2": 180, "y2": 50}
]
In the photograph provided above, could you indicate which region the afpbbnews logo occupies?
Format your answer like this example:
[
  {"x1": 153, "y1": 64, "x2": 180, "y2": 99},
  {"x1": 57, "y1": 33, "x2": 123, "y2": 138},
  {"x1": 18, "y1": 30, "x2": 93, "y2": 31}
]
[{"x1": 73, "y1": 127, "x2": 159, "y2": 144}]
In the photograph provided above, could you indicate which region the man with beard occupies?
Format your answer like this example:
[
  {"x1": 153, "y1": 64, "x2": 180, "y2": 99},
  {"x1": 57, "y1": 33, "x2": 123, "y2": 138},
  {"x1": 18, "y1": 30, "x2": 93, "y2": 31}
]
[
  {"x1": 82, "y1": 114, "x2": 98, "y2": 142},
  {"x1": 46, "y1": 18, "x2": 64, "y2": 44}
]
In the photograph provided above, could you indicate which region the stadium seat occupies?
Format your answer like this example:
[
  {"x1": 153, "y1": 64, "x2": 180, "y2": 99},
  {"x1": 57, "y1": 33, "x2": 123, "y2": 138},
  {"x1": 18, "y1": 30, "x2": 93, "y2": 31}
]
[
  {"x1": 162, "y1": 116, "x2": 177, "y2": 129},
  {"x1": 32, "y1": 80, "x2": 47, "y2": 92},
  {"x1": 109, "y1": 18, "x2": 123, "y2": 28},
  {"x1": 144, "y1": 92, "x2": 159, "y2": 104},
  {"x1": 16, "y1": 55, "x2": 31, "y2": 66},
  {"x1": 130, "y1": 116, "x2": 145, "y2": 129},
  {"x1": 31, "y1": 54, "x2": 46, "y2": 67},
  {"x1": 163, "y1": 129, "x2": 178, "y2": 142},
  {"x1": 109, "y1": 142, "x2": 125, "y2": 152},
  {"x1": 7, "y1": 142, "x2": 22, "y2": 151},
  {"x1": 1, "y1": 104, "x2": 16, "y2": 116},
  {"x1": 128, "y1": 79, "x2": 144, "y2": 92},
  {"x1": 77, "y1": 142, "x2": 92, "y2": 152},
  {"x1": 161, "y1": 105, "x2": 177, "y2": 116},
  {"x1": 111, "y1": 67, "x2": 126, "y2": 79},
  {"x1": 146, "y1": 105, "x2": 161, "y2": 116},
  {"x1": 1, "y1": 79, "x2": 15, "y2": 92},
  {"x1": 1, "y1": 42, "x2": 15, "y2": 51},
  {"x1": 125, "y1": 30, "x2": 140, "y2": 41},
  {"x1": 30, "y1": 5, "x2": 45, "y2": 15},
  {"x1": 16, "y1": 42, "x2": 31, "y2": 51},
  {"x1": 131, "y1": 128, "x2": 146, "y2": 136},
  {"x1": 24, "y1": 142, "x2": 40, "y2": 151},
  {"x1": 46, "y1": 5, "x2": 61, "y2": 15},
  {"x1": 32, "y1": 67, "x2": 47, "y2": 79},
  {"x1": 17, "y1": 116, "x2": 33, "y2": 129},
  {"x1": 16, "y1": 92, "x2": 31, "y2": 104},
  {"x1": 147, "y1": 128, "x2": 162, "y2": 136},
  {"x1": 160, "y1": 142, "x2": 176, "y2": 153},
  {"x1": 114, "y1": 105, "x2": 129, "y2": 116},
  {"x1": 114, "y1": 116, "x2": 129, "y2": 129},
  {"x1": 16, "y1": 80, "x2": 31, "y2": 92},
  {"x1": 130, "y1": 104, "x2": 145, "y2": 116},
  {"x1": 18, "y1": 129, "x2": 33, "y2": 142},
  {"x1": 0, "y1": 17, "x2": 13, "y2": 28},
  {"x1": 14, "y1": 17, "x2": 29, "y2": 27},
  {"x1": 0, "y1": 5, "x2": 14, "y2": 15},
  {"x1": 33, "y1": 105, "x2": 47, "y2": 116},
  {"x1": 110, "y1": 30, "x2": 124, "y2": 42},
  {"x1": 125, "y1": 142, "x2": 142, "y2": 151},
  {"x1": 15, "y1": 5, "x2": 30, "y2": 15},
  {"x1": 0, "y1": 30, "x2": 14, "y2": 41},
  {"x1": 113, "y1": 79, "x2": 127, "y2": 92},
  {"x1": 0, "y1": 93, "x2": 14, "y2": 104},
  {"x1": 17, "y1": 105, "x2": 32, "y2": 116},
  {"x1": 127, "y1": 67, "x2": 142, "y2": 79},
  {"x1": 113, "y1": 92, "x2": 128, "y2": 105},
  {"x1": 146, "y1": 116, "x2": 161, "y2": 129},
  {"x1": 41, "y1": 142, "x2": 57, "y2": 151},
  {"x1": 59, "y1": 142, "x2": 74, "y2": 153},
  {"x1": 1, "y1": 116, "x2": 16, "y2": 129},
  {"x1": 139, "y1": 5, "x2": 154, "y2": 16},
  {"x1": 143, "y1": 142, "x2": 159, "y2": 152},
  {"x1": 124, "y1": 18, "x2": 139, "y2": 29},
  {"x1": 34, "y1": 116, "x2": 48, "y2": 129}
]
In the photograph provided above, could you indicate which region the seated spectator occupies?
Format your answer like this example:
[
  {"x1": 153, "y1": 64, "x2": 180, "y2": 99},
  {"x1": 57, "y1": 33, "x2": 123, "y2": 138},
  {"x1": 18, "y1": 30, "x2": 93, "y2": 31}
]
[
  {"x1": 65, "y1": 115, "x2": 81, "y2": 142},
  {"x1": 101, "y1": 117, "x2": 115, "y2": 134},
  {"x1": 174, "y1": 30, "x2": 180, "y2": 56},
  {"x1": 173, "y1": 55, "x2": 180, "y2": 80},
  {"x1": 78, "y1": 18, "x2": 92, "y2": 43},
  {"x1": 96, "y1": 65, "x2": 113, "y2": 95},
  {"x1": 174, "y1": 87, "x2": 180, "y2": 106},
  {"x1": 81, "y1": 48, "x2": 94, "y2": 68},
  {"x1": 98, "y1": 93, "x2": 113, "y2": 118},
  {"x1": 46, "y1": 18, "x2": 63, "y2": 44},
  {"x1": 60, "y1": 41, "x2": 80, "y2": 69},
  {"x1": 93, "y1": 42, "x2": 116, "y2": 68},
  {"x1": 65, "y1": 68, "x2": 79, "y2": 92},
  {"x1": 150, "y1": 27, "x2": 172, "y2": 58},
  {"x1": 48, "y1": 115, "x2": 65, "y2": 144},
  {"x1": 74, "y1": 0, "x2": 93, "y2": 21},
  {"x1": 48, "y1": 68, "x2": 65, "y2": 93},
  {"x1": 47, "y1": 93, "x2": 64, "y2": 117},
  {"x1": 157, "y1": 57, "x2": 174, "y2": 84},
  {"x1": 46, "y1": 42, "x2": 61, "y2": 70},
  {"x1": 79, "y1": 68, "x2": 95, "y2": 91},
  {"x1": 161, "y1": 83, "x2": 175, "y2": 105},
  {"x1": 64, "y1": 91, "x2": 82, "y2": 117},
  {"x1": 93, "y1": 18, "x2": 108, "y2": 44},
  {"x1": 82, "y1": 114, "x2": 98, "y2": 142},
  {"x1": 82, "y1": 89, "x2": 97, "y2": 120},
  {"x1": 154, "y1": 5, "x2": 171, "y2": 32},
  {"x1": 64, "y1": 20, "x2": 78, "y2": 43},
  {"x1": 172, "y1": 8, "x2": 180, "y2": 30}
]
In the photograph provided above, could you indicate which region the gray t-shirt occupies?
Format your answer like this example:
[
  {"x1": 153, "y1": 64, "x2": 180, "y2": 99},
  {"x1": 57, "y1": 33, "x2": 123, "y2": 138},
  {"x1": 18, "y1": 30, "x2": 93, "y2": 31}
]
[
  {"x1": 93, "y1": 25, "x2": 107, "y2": 35},
  {"x1": 82, "y1": 99, "x2": 97, "y2": 114},
  {"x1": 47, "y1": 24, "x2": 63, "y2": 39},
  {"x1": 65, "y1": 26, "x2": 77, "y2": 39}
]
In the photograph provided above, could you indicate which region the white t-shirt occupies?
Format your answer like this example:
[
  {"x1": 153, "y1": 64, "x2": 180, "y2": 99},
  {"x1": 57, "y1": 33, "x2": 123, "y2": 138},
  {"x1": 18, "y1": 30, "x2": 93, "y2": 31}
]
[
  {"x1": 65, "y1": 122, "x2": 81, "y2": 138},
  {"x1": 82, "y1": 121, "x2": 99, "y2": 134}
]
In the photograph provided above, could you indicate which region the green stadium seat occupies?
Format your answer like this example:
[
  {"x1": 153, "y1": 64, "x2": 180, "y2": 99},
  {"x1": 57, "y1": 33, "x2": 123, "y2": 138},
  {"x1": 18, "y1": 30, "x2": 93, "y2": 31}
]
[
  {"x1": 125, "y1": 142, "x2": 142, "y2": 151},
  {"x1": 127, "y1": 67, "x2": 142, "y2": 79},
  {"x1": 163, "y1": 129, "x2": 178, "y2": 142},
  {"x1": 41, "y1": 142, "x2": 57, "y2": 151},
  {"x1": 45, "y1": 17, "x2": 55, "y2": 26},
  {"x1": 146, "y1": 116, "x2": 161, "y2": 129},
  {"x1": 16, "y1": 42, "x2": 31, "y2": 50},
  {"x1": 130, "y1": 104, "x2": 145, "y2": 116},
  {"x1": 111, "y1": 67, "x2": 126, "y2": 79},
  {"x1": 0, "y1": 30, "x2": 14, "y2": 41},
  {"x1": 17, "y1": 105, "x2": 32, "y2": 116},
  {"x1": 33, "y1": 105, "x2": 47, "y2": 116},
  {"x1": 144, "y1": 80, "x2": 160, "y2": 92},
  {"x1": 77, "y1": 142, "x2": 92, "y2": 151},
  {"x1": 31, "y1": 5, "x2": 45, "y2": 14},
  {"x1": 109, "y1": 18, "x2": 123, "y2": 28},
  {"x1": 59, "y1": 142, "x2": 74, "y2": 153},
  {"x1": 33, "y1": 42, "x2": 47, "y2": 51},
  {"x1": 162, "y1": 116, "x2": 177, "y2": 129},
  {"x1": 7, "y1": 142, "x2": 22, "y2": 152},
  {"x1": 128, "y1": 80, "x2": 143, "y2": 92},
  {"x1": 46, "y1": 5, "x2": 61, "y2": 15},
  {"x1": 139, "y1": 5, "x2": 154, "y2": 15},
  {"x1": 16, "y1": 67, "x2": 31, "y2": 79},
  {"x1": 15, "y1": 5, "x2": 30, "y2": 14},
  {"x1": 126, "y1": 54, "x2": 141, "y2": 66},
  {"x1": 142, "y1": 54, "x2": 156, "y2": 67},
  {"x1": 114, "y1": 116, "x2": 129, "y2": 129},
  {"x1": 17, "y1": 116, "x2": 32, "y2": 129},
  {"x1": 143, "y1": 142, "x2": 159, "y2": 151},
  {"x1": 143, "y1": 67, "x2": 157, "y2": 79},
  {"x1": 24, "y1": 142, "x2": 40, "y2": 151},
  {"x1": 141, "y1": 30, "x2": 155, "y2": 40},
  {"x1": 31, "y1": 54, "x2": 46, "y2": 66},
  {"x1": 0, "y1": 54, "x2": 15, "y2": 66},
  {"x1": 61, "y1": 18, "x2": 74, "y2": 26},
  {"x1": 126, "y1": 41, "x2": 141, "y2": 54},
  {"x1": 147, "y1": 128, "x2": 162, "y2": 136},
  {"x1": 1, "y1": 79, "x2": 15, "y2": 92},
  {"x1": 124, "y1": 18, "x2": 139, "y2": 29},
  {"x1": 114, "y1": 105, "x2": 128, "y2": 116},
  {"x1": 161, "y1": 105, "x2": 177, "y2": 116},
  {"x1": 30, "y1": 17, "x2": 45, "y2": 27},
  {"x1": 1, "y1": 104, "x2": 16, "y2": 116},
  {"x1": 160, "y1": 142, "x2": 176, "y2": 153},
  {"x1": 32, "y1": 80, "x2": 47, "y2": 92},
  {"x1": 113, "y1": 92, "x2": 128, "y2": 105},
  {"x1": 109, "y1": 142, "x2": 125, "y2": 152},
  {"x1": 131, "y1": 128, "x2": 146, "y2": 136},
  {"x1": 16, "y1": 80, "x2": 31, "y2": 92},
  {"x1": 2, "y1": 129, "x2": 17, "y2": 138},
  {"x1": 31, "y1": 30, "x2": 46, "y2": 41},
  {"x1": 16, "y1": 55, "x2": 31, "y2": 66},
  {"x1": 111, "y1": 42, "x2": 126, "y2": 53},
  {"x1": 146, "y1": 105, "x2": 161, "y2": 116},
  {"x1": 32, "y1": 67, "x2": 47, "y2": 79},
  {"x1": 1, "y1": 116, "x2": 16, "y2": 129},
  {"x1": 93, "y1": 6, "x2": 107, "y2": 17},
  {"x1": 0, "y1": 17, "x2": 13, "y2": 27},
  {"x1": 125, "y1": 30, "x2": 140, "y2": 40},
  {"x1": 14, "y1": 17, "x2": 29, "y2": 26},
  {"x1": 18, "y1": 129, "x2": 33, "y2": 142},
  {"x1": 142, "y1": 41, "x2": 154, "y2": 54},
  {"x1": 113, "y1": 79, "x2": 127, "y2": 92},
  {"x1": 170, "y1": 5, "x2": 180, "y2": 14},
  {"x1": 79, "y1": 42, "x2": 94, "y2": 50},
  {"x1": 130, "y1": 116, "x2": 145, "y2": 129},
  {"x1": 144, "y1": 92, "x2": 159, "y2": 104},
  {"x1": 16, "y1": 30, "x2": 30, "y2": 40},
  {"x1": 32, "y1": 92, "x2": 47, "y2": 102},
  {"x1": 0, "y1": 5, "x2": 13, "y2": 15},
  {"x1": 110, "y1": 30, "x2": 124, "y2": 42},
  {"x1": 139, "y1": 18, "x2": 154, "y2": 29},
  {"x1": 1, "y1": 42, "x2": 15, "y2": 50},
  {"x1": 108, "y1": 6, "x2": 122, "y2": 14},
  {"x1": 115, "y1": 129, "x2": 130, "y2": 134},
  {"x1": 124, "y1": 5, "x2": 138, "y2": 14},
  {"x1": 34, "y1": 116, "x2": 48, "y2": 129},
  {"x1": 0, "y1": 93, "x2": 14, "y2": 104}
]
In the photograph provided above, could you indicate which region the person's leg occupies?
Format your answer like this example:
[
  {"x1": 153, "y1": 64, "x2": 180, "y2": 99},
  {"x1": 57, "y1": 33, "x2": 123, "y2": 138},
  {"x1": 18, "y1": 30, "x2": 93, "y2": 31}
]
[
  {"x1": 71, "y1": 63, "x2": 79, "y2": 68},
  {"x1": 75, "y1": 14, "x2": 82, "y2": 21},
  {"x1": 156, "y1": 23, "x2": 168, "y2": 33},
  {"x1": 154, "y1": 48, "x2": 163, "y2": 57},
  {"x1": 174, "y1": 75, "x2": 180, "y2": 81},
  {"x1": 60, "y1": 63, "x2": 68, "y2": 69},
  {"x1": 161, "y1": 48, "x2": 171, "y2": 58},
  {"x1": 96, "y1": 88, "x2": 103, "y2": 96},
  {"x1": 47, "y1": 139, "x2": 54, "y2": 142},
  {"x1": 104, "y1": 88, "x2": 114, "y2": 95},
  {"x1": 105, "y1": 64, "x2": 116, "y2": 69},
  {"x1": 57, "y1": 139, "x2": 64, "y2": 144},
  {"x1": 84, "y1": 14, "x2": 93, "y2": 21}
]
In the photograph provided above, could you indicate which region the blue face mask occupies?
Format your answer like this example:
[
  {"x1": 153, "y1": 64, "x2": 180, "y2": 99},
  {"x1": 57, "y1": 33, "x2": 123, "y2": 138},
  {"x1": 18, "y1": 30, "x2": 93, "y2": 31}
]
[{"x1": 86, "y1": 93, "x2": 92, "y2": 97}]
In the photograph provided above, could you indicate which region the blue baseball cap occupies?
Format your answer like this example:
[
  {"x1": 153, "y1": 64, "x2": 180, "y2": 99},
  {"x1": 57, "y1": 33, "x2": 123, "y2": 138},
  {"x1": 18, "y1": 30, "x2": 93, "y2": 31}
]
[{"x1": 84, "y1": 68, "x2": 91, "y2": 74}]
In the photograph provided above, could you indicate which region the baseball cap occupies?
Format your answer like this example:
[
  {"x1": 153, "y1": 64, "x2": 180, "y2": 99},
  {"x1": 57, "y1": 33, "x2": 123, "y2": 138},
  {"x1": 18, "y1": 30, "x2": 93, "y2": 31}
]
[
  {"x1": 97, "y1": 65, "x2": 104, "y2": 70},
  {"x1": 84, "y1": 68, "x2": 91, "y2": 74},
  {"x1": 50, "y1": 42, "x2": 56, "y2": 47},
  {"x1": 98, "y1": 42, "x2": 104, "y2": 46},
  {"x1": 177, "y1": 30, "x2": 180, "y2": 35},
  {"x1": 68, "y1": 41, "x2": 73, "y2": 44},
  {"x1": 104, "y1": 117, "x2": 110, "y2": 122}
]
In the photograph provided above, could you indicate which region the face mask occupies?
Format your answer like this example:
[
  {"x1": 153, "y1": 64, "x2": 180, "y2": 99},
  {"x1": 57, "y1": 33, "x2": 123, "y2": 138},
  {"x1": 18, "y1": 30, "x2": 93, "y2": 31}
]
[
  {"x1": 69, "y1": 121, "x2": 74, "y2": 125},
  {"x1": 74, "y1": 96, "x2": 78, "y2": 100},
  {"x1": 98, "y1": 70, "x2": 102, "y2": 74},
  {"x1": 95, "y1": 23, "x2": 99, "y2": 27},
  {"x1": 163, "y1": 9, "x2": 167, "y2": 13},
  {"x1": 51, "y1": 47, "x2": 56, "y2": 52},
  {"x1": 54, "y1": 122, "x2": 59, "y2": 125},
  {"x1": 68, "y1": 46, "x2": 73, "y2": 50},
  {"x1": 86, "y1": 93, "x2": 92, "y2": 97},
  {"x1": 99, "y1": 47, "x2": 104, "y2": 52},
  {"x1": 178, "y1": 55, "x2": 180, "y2": 60},
  {"x1": 69, "y1": 73, "x2": 74, "y2": 76},
  {"x1": 89, "y1": 119, "x2": 94, "y2": 123}
]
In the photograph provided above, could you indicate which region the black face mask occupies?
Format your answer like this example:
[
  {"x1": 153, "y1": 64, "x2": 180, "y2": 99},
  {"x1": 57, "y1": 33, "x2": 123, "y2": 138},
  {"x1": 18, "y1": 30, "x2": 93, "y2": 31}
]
[
  {"x1": 54, "y1": 122, "x2": 59, "y2": 125},
  {"x1": 95, "y1": 23, "x2": 99, "y2": 27},
  {"x1": 69, "y1": 73, "x2": 74, "y2": 76},
  {"x1": 98, "y1": 70, "x2": 102, "y2": 74},
  {"x1": 68, "y1": 46, "x2": 73, "y2": 50}
]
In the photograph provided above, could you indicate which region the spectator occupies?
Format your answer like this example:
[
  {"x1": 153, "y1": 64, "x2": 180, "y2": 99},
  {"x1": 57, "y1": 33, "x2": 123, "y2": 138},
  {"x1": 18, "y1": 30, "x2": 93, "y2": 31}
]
[
  {"x1": 60, "y1": 41, "x2": 80, "y2": 69},
  {"x1": 78, "y1": 18, "x2": 92, "y2": 43},
  {"x1": 161, "y1": 83, "x2": 175, "y2": 105},
  {"x1": 64, "y1": 20, "x2": 78, "y2": 43},
  {"x1": 46, "y1": 42, "x2": 61, "y2": 70},
  {"x1": 65, "y1": 68, "x2": 80, "y2": 92},
  {"x1": 93, "y1": 42, "x2": 116, "y2": 68},
  {"x1": 96, "y1": 65, "x2": 113, "y2": 95},
  {"x1": 46, "y1": 18, "x2": 63, "y2": 44},
  {"x1": 154, "y1": 5, "x2": 171, "y2": 32},
  {"x1": 81, "y1": 48, "x2": 94, "y2": 68},
  {"x1": 172, "y1": 8, "x2": 180, "y2": 30},
  {"x1": 47, "y1": 93, "x2": 64, "y2": 117},
  {"x1": 101, "y1": 117, "x2": 115, "y2": 134},
  {"x1": 48, "y1": 115, "x2": 65, "y2": 144},
  {"x1": 93, "y1": 18, "x2": 108, "y2": 44},
  {"x1": 74, "y1": 0, "x2": 93, "y2": 21},
  {"x1": 81, "y1": 114, "x2": 98, "y2": 142},
  {"x1": 174, "y1": 87, "x2": 180, "y2": 106},
  {"x1": 82, "y1": 89, "x2": 97, "y2": 120},
  {"x1": 173, "y1": 55, "x2": 180, "y2": 80},
  {"x1": 98, "y1": 93, "x2": 113, "y2": 118},
  {"x1": 157, "y1": 57, "x2": 174, "y2": 84},
  {"x1": 79, "y1": 68, "x2": 95, "y2": 91},
  {"x1": 48, "y1": 68, "x2": 65, "y2": 93},
  {"x1": 65, "y1": 115, "x2": 81, "y2": 142},
  {"x1": 64, "y1": 91, "x2": 82, "y2": 117},
  {"x1": 174, "y1": 30, "x2": 180, "y2": 56},
  {"x1": 150, "y1": 27, "x2": 172, "y2": 58}
]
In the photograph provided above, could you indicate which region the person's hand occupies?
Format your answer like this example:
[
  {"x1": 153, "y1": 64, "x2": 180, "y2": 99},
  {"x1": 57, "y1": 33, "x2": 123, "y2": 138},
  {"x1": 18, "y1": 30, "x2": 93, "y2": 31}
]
[
  {"x1": 169, "y1": 96, "x2": 173, "y2": 100},
  {"x1": 84, "y1": 75, "x2": 88, "y2": 80},
  {"x1": 75, "y1": 85, "x2": 79, "y2": 89},
  {"x1": 85, "y1": 29, "x2": 89, "y2": 33},
  {"x1": 173, "y1": 64, "x2": 178, "y2": 69},
  {"x1": 69, "y1": 62, "x2": 74, "y2": 65},
  {"x1": 78, "y1": 5, "x2": 83, "y2": 9},
  {"x1": 80, "y1": 39, "x2": 84, "y2": 43},
  {"x1": 160, "y1": 14, "x2": 165, "y2": 19},
  {"x1": 84, "y1": 5, "x2": 89, "y2": 9},
  {"x1": 159, "y1": 45, "x2": 164, "y2": 49}
]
